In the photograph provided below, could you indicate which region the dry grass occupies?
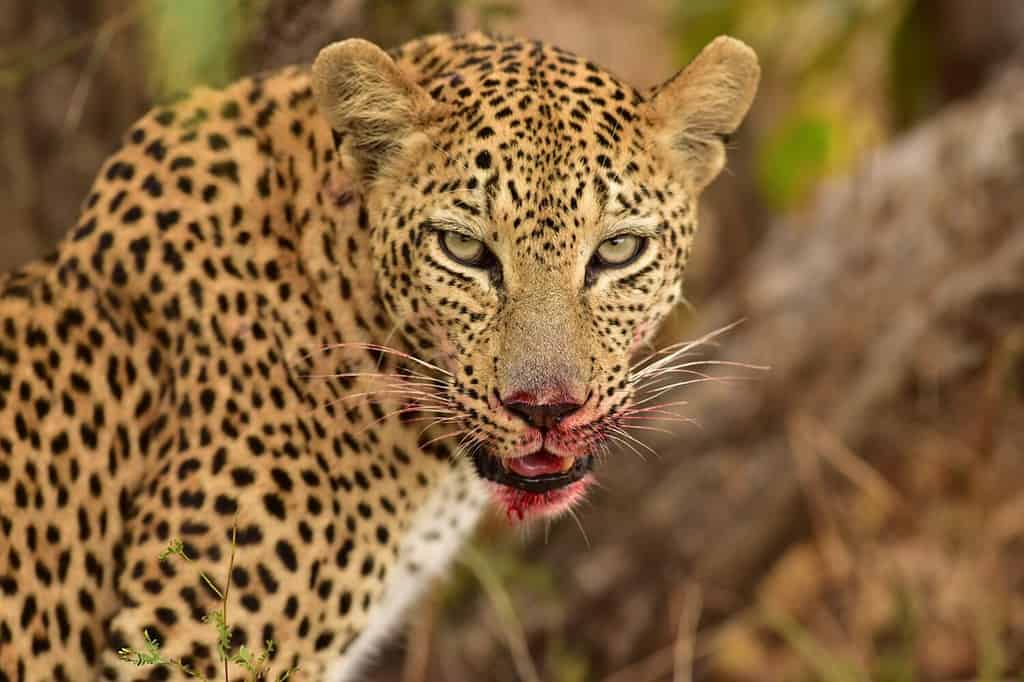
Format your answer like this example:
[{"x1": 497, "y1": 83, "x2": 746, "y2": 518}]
[{"x1": 704, "y1": 415, "x2": 1024, "y2": 682}]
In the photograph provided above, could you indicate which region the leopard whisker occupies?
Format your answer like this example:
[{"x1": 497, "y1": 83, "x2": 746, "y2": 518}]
[
  {"x1": 415, "y1": 415, "x2": 468, "y2": 440},
  {"x1": 630, "y1": 376, "x2": 747, "y2": 407},
  {"x1": 618, "y1": 412, "x2": 698, "y2": 423},
  {"x1": 317, "y1": 388, "x2": 451, "y2": 416},
  {"x1": 453, "y1": 426, "x2": 488, "y2": 455},
  {"x1": 317, "y1": 341, "x2": 452, "y2": 377},
  {"x1": 459, "y1": 435, "x2": 488, "y2": 462},
  {"x1": 616, "y1": 401, "x2": 699, "y2": 424},
  {"x1": 604, "y1": 431, "x2": 648, "y2": 462},
  {"x1": 420, "y1": 429, "x2": 470, "y2": 449},
  {"x1": 301, "y1": 371, "x2": 449, "y2": 387},
  {"x1": 565, "y1": 506, "x2": 591, "y2": 549},
  {"x1": 375, "y1": 322, "x2": 403, "y2": 372},
  {"x1": 605, "y1": 424, "x2": 659, "y2": 458},
  {"x1": 629, "y1": 320, "x2": 744, "y2": 376},
  {"x1": 631, "y1": 359, "x2": 769, "y2": 386},
  {"x1": 617, "y1": 424, "x2": 675, "y2": 435},
  {"x1": 357, "y1": 404, "x2": 462, "y2": 435},
  {"x1": 308, "y1": 378, "x2": 451, "y2": 399},
  {"x1": 619, "y1": 399, "x2": 691, "y2": 414}
]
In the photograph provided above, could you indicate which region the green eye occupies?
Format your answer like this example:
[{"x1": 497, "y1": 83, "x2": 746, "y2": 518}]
[
  {"x1": 440, "y1": 231, "x2": 489, "y2": 266},
  {"x1": 594, "y1": 234, "x2": 645, "y2": 267}
]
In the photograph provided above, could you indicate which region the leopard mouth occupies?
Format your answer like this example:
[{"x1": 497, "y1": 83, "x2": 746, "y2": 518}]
[{"x1": 471, "y1": 449, "x2": 594, "y2": 493}]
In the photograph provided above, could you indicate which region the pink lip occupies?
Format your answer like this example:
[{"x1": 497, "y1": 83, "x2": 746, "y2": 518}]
[{"x1": 490, "y1": 477, "x2": 592, "y2": 521}]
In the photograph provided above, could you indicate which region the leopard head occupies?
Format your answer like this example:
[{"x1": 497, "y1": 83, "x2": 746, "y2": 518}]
[{"x1": 312, "y1": 34, "x2": 759, "y2": 518}]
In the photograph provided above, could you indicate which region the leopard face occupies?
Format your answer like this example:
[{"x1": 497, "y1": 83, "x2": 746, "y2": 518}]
[{"x1": 314, "y1": 34, "x2": 759, "y2": 519}]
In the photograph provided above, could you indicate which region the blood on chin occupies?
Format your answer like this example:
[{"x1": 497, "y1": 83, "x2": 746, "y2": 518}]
[{"x1": 488, "y1": 476, "x2": 592, "y2": 522}]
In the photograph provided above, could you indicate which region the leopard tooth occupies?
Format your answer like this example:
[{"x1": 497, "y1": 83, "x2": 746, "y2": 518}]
[{"x1": 559, "y1": 456, "x2": 574, "y2": 473}]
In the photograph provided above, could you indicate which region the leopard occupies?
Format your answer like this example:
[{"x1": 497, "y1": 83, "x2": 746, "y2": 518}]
[{"x1": 0, "y1": 31, "x2": 758, "y2": 681}]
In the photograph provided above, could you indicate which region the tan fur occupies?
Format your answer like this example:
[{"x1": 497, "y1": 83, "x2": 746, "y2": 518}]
[
  {"x1": 312, "y1": 39, "x2": 439, "y2": 181},
  {"x1": 646, "y1": 36, "x2": 761, "y2": 190}
]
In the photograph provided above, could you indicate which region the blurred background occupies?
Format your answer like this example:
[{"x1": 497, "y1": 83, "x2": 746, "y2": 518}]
[{"x1": 3, "y1": 1, "x2": 1024, "y2": 680}]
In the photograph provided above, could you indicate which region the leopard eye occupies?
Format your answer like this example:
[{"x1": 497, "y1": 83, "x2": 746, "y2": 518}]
[
  {"x1": 593, "y1": 234, "x2": 645, "y2": 268},
  {"x1": 439, "y1": 231, "x2": 489, "y2": 267}
]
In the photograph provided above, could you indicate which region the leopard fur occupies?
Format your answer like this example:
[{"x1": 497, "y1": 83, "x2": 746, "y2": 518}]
[{"x1": 0, "y1": 32, "x2": 758, "y2": 681}]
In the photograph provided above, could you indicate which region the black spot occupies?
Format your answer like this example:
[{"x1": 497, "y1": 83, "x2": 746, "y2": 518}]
[
  {"x1": 220, "y1": 101, "x2": 240, "y2": 119},
  {"x1": 72, "y1": 218, "x2": 97, "y2": 241},
  {"x1": 230, "y1": 468, "x2": 255, "y2": 486},
  {"x1": 162, "y1": 242, "x2": 185, "y2": 272},
  {"x1": 154, "y1": 110, "x2": 176, "y2": 126},
  {"x1": 208, "y1": 133, "x2": 229, "y2": 151},
  {"x1": 155, "y1": 210, "x2": 180, "y2": 231},
  {"x1": 234, "y1": 524, "x2": 262, "y2": 546},
  {"x1": 170, "y1": 156, "x2": 195, "y2": 171},
  {"x1": 20, "y1": 594, "x2": 37, "y2": 627},
  {"x1": 50, "y1": 431, "x2": 69, "y2": 455},
  {"x1": 122, "y1": 206, "x2": 143, "y2": 223},
  {"x1": 213, "y1": 495, "x2": 237, "y2": 515},
  {"x1": 144, "y1": 139, "x2": 167, "y2": 162},
  {"x1": 111, "y1": 261, "x2": 128, "y2": 287},
  {"x1": 256, "y1": 563, "x2": 279, "y2": 595},
  {"x1": 209, "y1": 161, "x2": 239, "y2": 184},
  {"x1": 80, "y1": 628, "x2": 97, "y2": 664},
  {"x1": 246, "y1": 436, "x2": 265, "y2": 456},
  {"x1": 141, "y1": 174, "x2": 163, "y2": 197},
  {"x1": 155, "y1": 607, "x2": 177, "y2": 626},
  {"x1": 129, "y1": 237, "x2": 151, "y2": 272},
  {"x1": 265, "y1": 469, "x2": 291, "y2": 494},
  {"x1": 240, "y1": 594, "x2": 260, "y2": 612},
  {"x1": 262, "y1": 493, "x2": 286, "y2": 520},
  {"x1": 275, "y1": 540, "x2": 298, "y2": 572},
  {"x1": 338, "y1": 591, "x2": 352, "y2": 615},
  {"x1": 314, "y1": 632, "x2": 335, "y2": 651}
]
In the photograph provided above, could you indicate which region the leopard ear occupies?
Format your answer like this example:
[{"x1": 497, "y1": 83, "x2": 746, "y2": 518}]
[
  {"x1": 646, "y1": 36, "x2": 760, "y2": 192},
  {"x1": 312, "y1": 38, "x2": 435, "y2": 182}
]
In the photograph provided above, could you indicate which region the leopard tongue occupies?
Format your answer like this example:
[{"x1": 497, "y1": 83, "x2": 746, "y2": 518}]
[{"x1": 507, "y1": 452, "x2": 573, "y2": 478}]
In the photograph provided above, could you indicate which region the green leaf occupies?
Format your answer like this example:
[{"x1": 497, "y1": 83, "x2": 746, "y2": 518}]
[
  {"x1": 142, "y1": 0, "x2": 266, "y2": 100},
  {"x1": 756, "y1": 114, "x2": 833, "y2": 209},
  {"x1": 672, "y1": 0, "x2": 741, "y2": 64}
]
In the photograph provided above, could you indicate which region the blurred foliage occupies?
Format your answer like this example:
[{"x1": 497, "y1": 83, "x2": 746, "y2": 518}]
[
  {"x1": 887, "y1": 1, "x2": 940, "y2": 131},
  {"x1": 368, "y1": 0, "x2": 518, "y2": 47},
  {"x1": 673, "y1": 0, "x2": 939, "y2": 209},
  {"x1": 138, "y1": 0, "x2": 509, "y2": 84},
  {"x1": 142, "y1": 0, "x2": 268, "y2": 100},
  {"x1": 440, "y1": 534, "x2": 560, "y2": 620},
  {"x1": 871, "y1": 587, "x2": 919, "y2": 682},
  {"x1": 457, "y1": 0, "x2": 519, "y2": 30},
  {"x1": 763, "y1": 593, "x2": 921, "y2": 682},
  {"x1": 764, "y1": 609, "x2": 868, "y2": 682},
  {"x1": 543, "y1": 640, "x2": 591, "y2": 682},
  {"x1": 363, "y1": 0, "x2": 458, "y2": 47}
]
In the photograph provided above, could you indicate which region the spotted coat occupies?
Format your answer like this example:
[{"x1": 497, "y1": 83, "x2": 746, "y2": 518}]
[{"x1": 0, "y1": 32, "x2": 758, "y2": 681}]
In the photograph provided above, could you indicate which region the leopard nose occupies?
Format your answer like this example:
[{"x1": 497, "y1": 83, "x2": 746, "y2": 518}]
[{"x1": 503, "y1": 399, "x2": 582, "y2": 431}]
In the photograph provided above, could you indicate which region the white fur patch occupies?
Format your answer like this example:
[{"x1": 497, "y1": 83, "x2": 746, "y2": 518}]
[{"x1": 326, "y1": 460, "x2": 488, "y2": 681}]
